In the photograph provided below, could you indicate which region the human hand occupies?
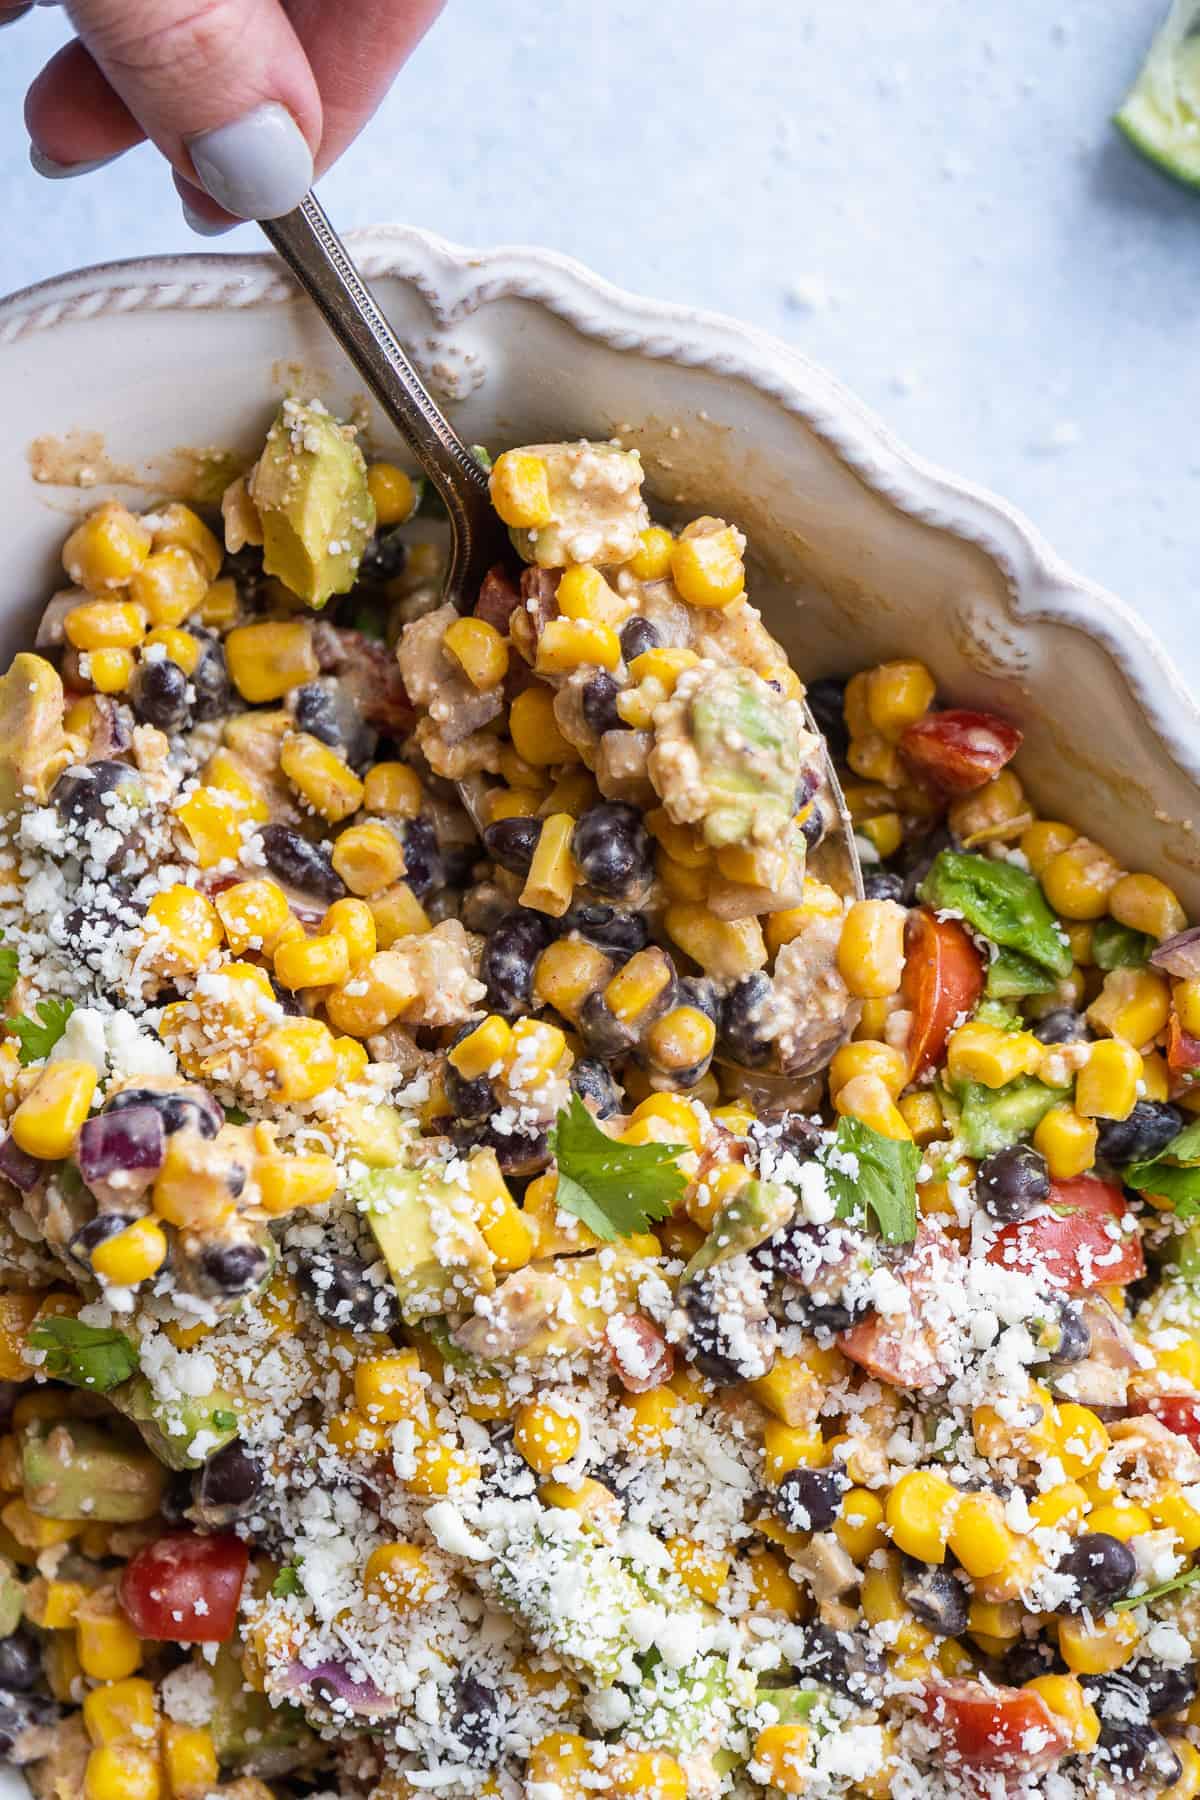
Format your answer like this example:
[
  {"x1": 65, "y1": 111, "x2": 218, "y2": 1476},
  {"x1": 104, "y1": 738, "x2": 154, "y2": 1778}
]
[{"x1": 9, "y1": 0, "x2": 444, "y2": 232}]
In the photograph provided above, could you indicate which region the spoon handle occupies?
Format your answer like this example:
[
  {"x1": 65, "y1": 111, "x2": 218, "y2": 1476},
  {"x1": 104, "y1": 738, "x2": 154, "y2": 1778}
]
[{"x1": 261, "y1": 193, "x2": 498, "y2": 598}]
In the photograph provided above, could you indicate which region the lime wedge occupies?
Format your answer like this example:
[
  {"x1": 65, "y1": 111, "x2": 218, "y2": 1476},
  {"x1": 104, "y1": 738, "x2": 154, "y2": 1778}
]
[{"x1": 1116, "y1": 0, "x2": 1200, "y2": 188}]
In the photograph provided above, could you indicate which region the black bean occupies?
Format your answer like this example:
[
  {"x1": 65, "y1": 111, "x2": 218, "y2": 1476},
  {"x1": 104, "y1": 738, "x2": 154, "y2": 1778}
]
[
  {"x1": 572, "y1": 804, "x2": 653, "y2": 902},
  {"x1": 53, "y1": 759, "x2": 145, "y2": 832},
  {"x1": 1099, "y1": 1723, "x2": 1182, "y2": 1787},
  {"x1": 901, "y1": 1561, "x2": 970, "y2": 1638},
  {"x1": 297, "y1": 1250, "x2": 399, "y2": 1334},
  {"x1": 199, "y1": 1240, "x2": 270, "y2": 1297},
  {"x1": 194, "y1": 1441, "x2": 263, "y2": 1511},
  {"x1": 260, "y1": 824, "x2": 346, "y2": 902},
  {"x1": 482, "y1": 816, "x2": 541, "y2": 878},
  {"x1": 449, "y1": 1673, "x2": 501, "y2": 1764},
  {"x1": 1036, "y1": 1301, "x2": 1091, "y2": 1367},
  {"x1": 357, "y1": 527, "x2": 409, "y2": 586},
  {"x1": 1031, "y1": 1008, "x2": 1088, "y2": 1046},
  {"x1": 443, "y1": 1054, "x2": 495, "y2": 1125},
  {"x1": 106, "y1": 1086, "x2": 223, "y2": 1139},
  {"x1": 570, "y1": 1059, "x2": 623, "y2": 1119},
  {"x1": 482, "y1": 910, "x2": 555, "y2": 1016},
  {"x1": 1097, "y1": 1101, "x2": 1185, "y2": 1167},
  {"x1": 804, "y1": 678, "x2": 849, "y2": 762},
  {"x1": 1001, "y1": 1638, "x2": 1062, "y2": 1686},
  {"x1": 189, "y1": 639, "x2": 231, "y2": 722},
  {"x1": 619, "y1": 617, "x2": 660, "y2": 662},
  {"x1": 766, "y1": 1113, "x2": 825, "y2": 1163},
  {"x1": 800, "y1": 805, "x2": 826, "y2": 852},
  {"x1": 719, "y1": 972, "x2": 776, "y2": 1067},
  {"x1": 977, "y1": 1144, "x2": 1051, "y2": 1222},
  {"x1": 0, "y1": 1632, "x2": 40, "y2": 1693},
  {"x1": 862, "y1": 870, "x2": 904, "y2": 902},
  {"x1": 898, "y1": 825, "x2": 956, "y2": 905},
  {"x1": 131, "y1": 658, "x2": 192, "y2": 732},
  {"x1": 400, "y1": 816, "x2": 444, "y2": 898},
  {"x1": 793, "y1": 1621, "x2": 884, "y2": 1700},
  {"x1": 1127, "y1": 1661, "x2": 1198, "y2": 1718},
  {"x1": 678, "y1": 975, "x2": 720, "y2": 1023},
  {"x1": 774, "y1": 1466, "x2": 846, "y2": 1534},
  {"x1": 293, "y1": 682, "x2": 343, "y2": 748},
  {"x1": 1056, "y1": 1532, "x2": 1136, "y2": 1610},
  {"x1": 0, "y1": 1690, "x2": 59, "y2": 1756},
  {"x1": 560, "y1": 904, "x2": 648, "y2": 962},
  {"x1": 456, "y1": 1120, "x2": 550, "y2": 1179},
  {"x1": 581, "y1": 674, "x2": 622, "y2": 736},
  {"x1": 159, "y1": 1470, "x2": 194, "y2": 1526},
  {"x1": 577, "y1": 990, "x2": 635, "y2": 1061},
  {"x1": 682, "y1": 1270, "x2": 776, "y2": 1384}
]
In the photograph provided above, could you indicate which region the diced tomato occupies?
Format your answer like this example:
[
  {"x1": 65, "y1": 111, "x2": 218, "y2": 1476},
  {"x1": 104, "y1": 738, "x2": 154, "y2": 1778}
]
[
  {"x1": 839, "y1": 1223, "x2": 961, "y2": 1391},
  {"x1": 900, "y1": 709, "x2": 1023, "y2": 794},
  {"x1": 920, "y1": 1679, "x2": 1071, "y2": 1772},
  {"x1": 986, "y1": 1176, "x2": 1144, "y2": 1292},
  {"x1": 120, "y1": 1531, "x2": 248, "y2": 1643},
  {"x1": 474, "y1": 564, "x2": 522, "y2": 633},
  {"x1": 1167, "y1": 1015, "x2": 1200, "y2": 1087},
  {"x1": 605, "y1": 1314, "x2": 675, "y2": 1392},
  {"x1": 1136, "y1": 1394, "x2": 1200, "y2": 1450},
  {"x1": 901, "y1": 908, "x2": 985, "y2": 1080}
]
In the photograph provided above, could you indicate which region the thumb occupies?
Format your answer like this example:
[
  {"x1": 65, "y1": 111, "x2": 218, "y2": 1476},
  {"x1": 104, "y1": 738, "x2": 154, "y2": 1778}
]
[{"x1": 63, "y1": 0, "x2": 321, "y2": 217}]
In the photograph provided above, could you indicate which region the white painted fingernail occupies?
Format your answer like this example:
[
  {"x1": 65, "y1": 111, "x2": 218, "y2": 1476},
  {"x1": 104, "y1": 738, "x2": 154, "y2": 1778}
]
[
  {"x1": 181, "y1": 197, "x2": 236, "y2": 238},
  {"x1": 186, "y1": 102, "x2": 312, "y2": 221},
  {"x1": 30, "y1": 145, "x2": 126, "y2": 179}
]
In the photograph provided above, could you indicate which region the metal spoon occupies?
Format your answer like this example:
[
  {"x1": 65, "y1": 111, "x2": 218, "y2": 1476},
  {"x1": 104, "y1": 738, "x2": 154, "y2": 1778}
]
[{"x1": 259, "y1": 192, "x2": 864, "y2": 1070}]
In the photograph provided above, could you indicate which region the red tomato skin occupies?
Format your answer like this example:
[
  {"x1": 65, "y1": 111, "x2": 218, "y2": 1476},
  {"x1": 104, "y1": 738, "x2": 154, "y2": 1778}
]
[
  {"x1": 605, "y1": 1314, "x2": 675, "y2": 1393},
  {"x1": 986, "y1": 1176, "x2": 1144, "y2": 1292},
  {"x1": 900, "y1": 710, "x2": 1023, "y2": 794},
  {"x1": 1167, "y1": 1015, "x2": 1200, "y2": 1088},
  {"x1": 921, "y1": 1679, "x2": 1071, "y2": 1771},
  {"x1": 902, "y1": 908, "x2": 985, "y2": 1080},
  {"x1": 1137, "y1": 1394, "x2": 1200, "y2": 1450},
  {"x1": 120, "y1": 1532, "x2": 248, "y2": 1643}
]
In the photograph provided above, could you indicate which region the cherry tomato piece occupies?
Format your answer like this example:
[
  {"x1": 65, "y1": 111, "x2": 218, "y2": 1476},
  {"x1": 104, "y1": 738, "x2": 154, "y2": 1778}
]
[
  {"x1": 986, "y1": 1176, "x2": 1144, "y2": 1292},
  {"x1": 605, "y1": 1314, "x2": 675, "y2": 1392},
  {"x1": 1167, "y1": 1014, "x2": 1200, "y2": 1087},
  {"x1": 901, "y1": 908, "x2": 985, "y2": 1080},
  {"x1": 1136, "y1": 1394, "x2": 1200, "y2": 1450},
  {"x1": 921, "y1": 1679, "x2": 1071, "y2": 1772},
  {"x1": 839, "y1": 1223, "x2": 960, "y2": 1391},
  {"x1": 120, "y1": 1531, "x2": 248, "y2": 1643},
  {"x1": 900, "y1": 710, "x2": 1023, "y2": 794}
]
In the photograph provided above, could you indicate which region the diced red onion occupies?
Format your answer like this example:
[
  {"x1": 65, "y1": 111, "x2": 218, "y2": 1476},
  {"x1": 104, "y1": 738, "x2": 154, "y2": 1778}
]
[
  {"x1": 0, "y1": 1135, "x2": 44, "y2": 1190},
  {"x1": 281, "y1": 1659, "x2": 394, "y2": 1715},
  {"x1": 77, "y1": 1107, "x2": 166, "y2": 1185},
  {"x1": 1150, "y1": 927, "x2": 1200, "y2": 978}
]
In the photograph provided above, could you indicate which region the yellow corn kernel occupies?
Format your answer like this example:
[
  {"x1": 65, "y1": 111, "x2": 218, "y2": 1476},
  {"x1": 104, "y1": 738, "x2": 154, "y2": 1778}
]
[
  {"x1": 508, "y1": 685, "x2": 580, "y2": 767},
  {"x1": 280, "y1": 732, "x2": 364, "y2": 822},
  {"x1": 326, "y1": 820, "x2": 402, "y2": 898},
  {"x1": 25, "y1": 1577, "x2": 87, "y2": 1630},
  {"x1": 628, "y1": 646, "x2": 702, "y2": 692},
  {"x1": 1058, "y1": 1610, "x2": 1140, "y2": 1675},
  {"x1": 629, "y1": 1092, "x2": 703, "y2": 1152},
  {"x1": 363, "y1": 1542, "x2": 441, "y2": 1613},
  {"x1": 1064, "y1": 923, "x2": 1094, "y2": 966},
  {"x1": 363, "y1": 761, "x2": 423, "y2": 818},
  {"x1": 327, "y1": 1407, "x2": 391, "y2": 1456},
  {"x1": 63, "y1": 503, "x2": 152, "y2": 591},
  {"x1": 2, "y1": 1497, "x2": 79, "y2": 1550},
  {"x1": 618, "y1": 1387, "x2": 681, "y2": 1456},
  {"x1": 646, "y1": 810, "x2": 709, "y2": 871},
  {"x1": 490, "y1": 450, "x2": 552, "y2": 527},
  {"x1": 407, "y1": 1438, "x2": 481, "y2": 1496},
  {"x1": 645, "y1": 1005, "x2": 716, "y2": 1076},
  {"x1": 1140, "y1": 1049, "x2": 1170, "y2": 1103},
  {"x1": 664, "y1": 1536, "x2": 730, "y2": 1606},
  {"x1": 86, "y1": 648, "x2": 135, "y2": 695},
  {"x1": 1177, "y1": 977, "x2": 1200, "y2": 1039},
  {"x1": 91, "y1": 1217, "x2": 168, "y2": 1286},
  {"x1": 898, "y1": 1092, "x2": 945, "y2": 1147},
  {"x1": 860, "y1": 1553, "x2": 928, "y2": 1650},
  {"x1": 885, "y1": 1469, "x2": 960, "y2": 1564},
  {"x1": 198, "y1": 576, "x2": 238, "y2": 629},
  {"x1": 1020, "y1": 820, "x2": 1076, "y2": 876},
  {"x1": 860, "y1": 812, "x2": 903, "y2": 859},
  {"x1": 162, "y1": 1721, "x2": 219, "y2": 1800},
  {"x1": 273, "y1": 932, "x2": 350, "y2": 992},
  {"x1": 946, "y1": 1491, "x2": 1016, "y2": 1579},
  {"x1": 761, "y1": 1421, "x2": 826, "y2": 1484},
  {"x1": 174, "y1": 780, "x2": 263, "y2": 868},
  {"x1": 865, "y1": 659, "x2": 936, "y2": 741},
  {"x1": 322, "y1": 897, "x2": 377, "y2": 972},
  {"x1": 528, "y1": 1733, "x2": 591, "y2": 1796},
  {"x1": 65, "y1": 599, "x2": 147, "y2": 652},
  {"x1": 146, "y1": 502, "x2": 222, "y2": 581},
  {"x1": 834, "y1": 1073, "x2": 912, "y2": 1141},
  {"x1": 746, "y1": 1357, "x2": 821, "y2": 1427},
  {"x1": 471, "y1": 1174, "x2": 537, "y2": 1275},
  {"x1": 670, "y1": 520, "x2": 745, "y2": 609},
  {"x1": 949, "y1": 771, "x2": 1031, "y2": 848},
  {"x1": 600, "y1": 947, "x2": 672, "y2": 1027},
  {"x1": 1148, "y1": 1483, "x2": 1200, "y2": 1555},
  {"x1": 837, "y1": 899, "x2": 906, "y2": 998},
  {"x1": 751, "y1": 1723, "x2": 810, "y2": 1795},
  {"x1": 538, "y1": 768, "x2": 598, "y2": 818},
  {"x1": 1087, "y1": 1500, "x2": 1153, "y2": 1542},
  {"x1": 1033, "y1": 1105, "x2": 1098, "y2": 1179},
  {"x1": 445, "y1": 616, "x2": 510, "y2": 690},
  {"x1": 1055, "y1": 1403, "x2": 1110, "y2": 1477},
  {"x1": 556, "y1": 563, "x2": 632, "y2": 628},
  {"x1": 532, "y1": 940, "x2": 612, "y2": 1023},
  {"x1": 947, "y1": 1020, "x2": 1044, "y2": 1089},
  {"x1": 366, "y1": 462, "x2": 416, "y2": 526},
  {"x1": 83, "y1": 1675, "x2": 157, "y2": 1746},
  {"x1": 1108, "y1": 871, "x2": 1186, "y2": 942},
  {"x1": 1087, "y1": 966, "x2": 1172, "y2": 1048},
  {"x1": 745, "y1": 1547, "x2": 804, "y2": 1617},
  {"x1": 368, "y1": 882, "x2": 431, "y2": 949},
  {"x1": 211, "y1": 878, "x2": 289, "y2": 956},
  {"x1": 834, "y1": 1488, "x2": 887, "y2": 1562},
  {"x1": 486, "y1": 787, "x2": 541, "y2": 829},
  {"x1": 11, "y1": 1061, "x2": 98, "y2": 1161},
  {"x1": 353, "y1": 1352, "x2": 424, "y2": 1426},
  {"x1": 536, "y1": 617, "x2": 622, "y2": 675},
  {"x1": 628, "y1": 526, "x2": 674, "y2": 582},
  {"x1": 664, "y1": 904, "x2": 767, "y2": 982},
  {"x1": 225, "y1": 619, "x2": 317, "y2": 703},
  {"x1": 1031, "y1": 1483, "x2": 1090, "y2": 1535},
  {"x1": 1042, "y1": 838, "x2": 1124, "y2": 921},
  {"x1": 1075, "y1": 1038, "x2": 1142, "y2": 1121},
  {"x1": 506, "y1": 1017, "x2": 569, "y2": 1086},
  {"x1": 513, "y1": 1400, "x2": 582, "y2": 1475},
  {"x1": 446, "y1": 1017, "x2": 511, "y2": 1083},
  {"x1": 1163, "y1": 1742, "x2": 1200, "y2": 1800},
  {"x1": 830, "y1": 1039, "x2": 908, "y2": 1101},
  {"x1": 129, "y1": 546, "x2": 209, "y2": 627},
  {"x1": 77, "y1": 1609, "x2": 143, "y2": 1683},
  {"x1": 257, "y1": 1154, "x2": 339, "y2": 1216},
  {"x1": 520, "y1": 812, "x2": 578, "y2": 917},
  {"x1": 85, "y1": 1744, "x2": 161, "y2": 1800},
  {"x1": 255, "y1": 1017, "x2": 340, "y2": 1101},
  {"x1": 1024, "y1": 1674, "x2": 1101, "y2": 1754}
]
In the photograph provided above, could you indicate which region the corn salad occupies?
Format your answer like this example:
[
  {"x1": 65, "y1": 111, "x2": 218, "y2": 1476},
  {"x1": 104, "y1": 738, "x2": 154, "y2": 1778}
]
[{"x1": 0, "y1": 401, "x2": 1195, "y2": 1800}]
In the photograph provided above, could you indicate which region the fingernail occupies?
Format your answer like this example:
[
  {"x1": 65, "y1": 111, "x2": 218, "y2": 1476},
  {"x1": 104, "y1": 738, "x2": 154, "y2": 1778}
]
[
  {"x1": 29, "y1": 144, "x2": 126, "y2": 179},
  {"x1": 181, "y1": 197, "x2": 236, "y2": 238},
  {"x1": 186, "y1": 102, "x2": 312, "y2": 221}
]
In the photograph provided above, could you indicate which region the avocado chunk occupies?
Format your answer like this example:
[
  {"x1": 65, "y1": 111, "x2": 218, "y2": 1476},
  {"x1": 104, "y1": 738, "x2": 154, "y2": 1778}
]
[
  {"x1": 986, "y1": 947, "x2": 1057, "y2": 1001},
  {"x1": 622, "y1": 1656, "x2": 758, "y2": 1754},
  {"x1": 111, "y1": 1376, "x2": 241, "y2": 1471},
  {"x1": 208, "y1": 1645, "x2": 315, "y2": 1773},
  {"x1": 358, "y1": 1166, "x2": 495, "y2": 1322},
  {"x1": 684, "y1": 1179, "x2": 795, "y2": 1283},
  {"x1": 331, "y1": 1099, "x2": 410, "y2": 1169},
  {"x1": 0, "y1": 653, "x2": 67, "y2": 809},
  {"x1": 951, "y1": 1076, "x2": 1069, "y2": 1160},
  {"x1": 20, "y1": 1417, "x2": 167, "y2": 1522},
  {"x1": 0, "y1": 1556, "x2": 23, "y2": 1639},
  {"x1": 248, "y1": 400, "x2": 375, "y2": 608},
  {"x1": 490, "y1": 1518, "x2": 655, "y2": 1685}
]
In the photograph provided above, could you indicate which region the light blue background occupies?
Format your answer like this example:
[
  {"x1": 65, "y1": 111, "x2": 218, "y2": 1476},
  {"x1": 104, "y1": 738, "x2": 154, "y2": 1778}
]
[{"x1": 0, "y1": 1, "x2": 1197, "y2": 668}]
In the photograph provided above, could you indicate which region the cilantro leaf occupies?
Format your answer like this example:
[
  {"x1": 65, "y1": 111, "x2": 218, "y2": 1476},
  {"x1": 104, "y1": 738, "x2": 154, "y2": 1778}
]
[
  {"x1": 821, "y1": 1118, "x2": 920, "y2": 1246},
  {"x1": 0, "y1": 933, "x2": 18, "y2": 1006},
  {"x1": 27, "y1": 1316, "x2": 139, "y2": 1392},
  {"x1": 1125, "y1": 1118, "x2": 1200, "y2": 1217},
  {"x1": 271, "y1": 1564, "x2": 303, "y2": 1598},
  {"x1": 548, "y1": 1095, "x2": 684, "y2": 1241},
  {"x1": 9, "y1": 997, "x2": 74, "y2": 1066},
  {"x1": 1115, "y1": 1564, "x2": 1200, "y2": 1611}
]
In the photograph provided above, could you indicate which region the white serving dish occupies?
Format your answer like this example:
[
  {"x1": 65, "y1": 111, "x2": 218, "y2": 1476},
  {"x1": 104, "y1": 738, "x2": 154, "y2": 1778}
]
[{"x1": 1, "y1": 227, "x2": 1197, "y2": 905}]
